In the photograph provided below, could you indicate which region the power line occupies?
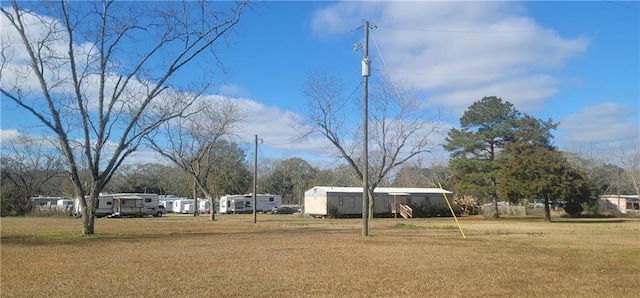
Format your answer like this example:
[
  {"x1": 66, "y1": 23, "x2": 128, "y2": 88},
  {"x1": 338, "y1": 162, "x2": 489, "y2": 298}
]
[
  {"x1": 370, "y1": 30, "x2": 407, "y2": 101},
  {"x1": 370, "y1": 29, "x2": 386, "y2": 69},
  {"x1": 378, "y1": 25, "x2": 545, "y2": 33},
  {"x1": 602, "y1": 0, "x2": 640, "y2": 11},
  {"x1": 261, "y1": 82, "x2": 363, "y2": 147},
  {"x1": 380, "y1": 69, "x2": 529, "y2": 76}
]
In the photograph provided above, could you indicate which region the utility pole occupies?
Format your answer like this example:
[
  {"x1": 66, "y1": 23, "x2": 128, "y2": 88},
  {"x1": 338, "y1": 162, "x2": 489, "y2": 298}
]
[
  {"x1": 193, "y1": 178, "x2": 198, "y2": 217},
  {"x1": 361, "y1": 21, "x2": 371, "y2": 237},
  {"x1": 253, "y1": 134, "x2": 258, "y2": 224},
  {"x1": 617, "y1": 167, "x2": 621, "y2": 217}
]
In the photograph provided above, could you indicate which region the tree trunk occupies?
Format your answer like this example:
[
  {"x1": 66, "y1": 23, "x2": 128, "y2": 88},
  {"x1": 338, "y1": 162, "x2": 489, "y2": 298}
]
[
  {"x1": 192, "y1": 179, "x2": 198, "y2": 217},
  {"x1": 209, "y1": 197, "x2": 215, "y2": 221},
  {"x1": 81, "y1": 192, "x2": 98, "y2": 235},
  {"x1": 544, "y1": 198, "x2": 551, "y2": 222},
  {"x1": 82, "y1": 213, "x2": 95, "y2": 235},
  {"x1": 493, "y1": 198, "x2": 500, "y2": 218},
  {"x1": 368, "y1": 189, "x2": 375, "y2": 219}
]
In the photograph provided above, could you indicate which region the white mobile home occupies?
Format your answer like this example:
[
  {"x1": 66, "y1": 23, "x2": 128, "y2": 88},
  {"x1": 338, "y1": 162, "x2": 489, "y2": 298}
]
[
  {"x1": 218, "y1": 194, "x2": 282, "y2": 214},
  {"x1": 304, "y1": 186, "x2": 453, "y2": 218}
]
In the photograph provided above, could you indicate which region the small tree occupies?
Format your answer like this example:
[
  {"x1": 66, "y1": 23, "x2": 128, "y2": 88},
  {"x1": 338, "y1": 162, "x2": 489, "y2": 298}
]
[
  {"x1": 262, "y1": 158, "x2": 318, "y2": 204},
  {"x1": 148, "y1": 99, "x2": 245, "y2": 220},
  {"x1": 499, "y1": 115, "x2": 595, "y2": 221}
]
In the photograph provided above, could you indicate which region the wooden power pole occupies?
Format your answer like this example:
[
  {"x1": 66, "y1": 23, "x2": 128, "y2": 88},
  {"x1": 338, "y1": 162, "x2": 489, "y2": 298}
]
[{"x1": 362, "y1": 21, "x2": 371, "y2": 237}]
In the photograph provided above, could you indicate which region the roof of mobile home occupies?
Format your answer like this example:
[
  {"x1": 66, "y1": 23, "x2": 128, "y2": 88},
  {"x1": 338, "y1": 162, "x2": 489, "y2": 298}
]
[{"x1": 306, "y1": 186, "x2": 452, "y2": 194}]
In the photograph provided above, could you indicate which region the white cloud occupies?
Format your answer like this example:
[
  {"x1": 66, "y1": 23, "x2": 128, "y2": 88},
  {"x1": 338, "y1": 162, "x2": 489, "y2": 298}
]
[
  {"x1": 233, "y1": 97, "x2": 334, "y2": 158},
  {"x1": 429, "y1": 74, "x2": 559, "y2": 114},
  {"x1": 559, "y1": 102, "x2": 639, "y2": 145},
  {"x1": 311, "y1": 1, "x2": 588, "y2": 117},
  {"x1": 0, "y1": 128, "x2": 21, "y2": 142},
  {"x1": 218, "y1": 83, "x2": 248, "y2": 97}
]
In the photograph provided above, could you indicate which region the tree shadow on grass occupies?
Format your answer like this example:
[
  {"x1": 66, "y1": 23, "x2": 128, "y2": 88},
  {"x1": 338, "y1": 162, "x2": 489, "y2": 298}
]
[
  {"x1": 551, "y1": 218, "x2": 630, "y2": 224},
  {"x1": 0, "y1": 225, "x2": 357, "y2": 246}
]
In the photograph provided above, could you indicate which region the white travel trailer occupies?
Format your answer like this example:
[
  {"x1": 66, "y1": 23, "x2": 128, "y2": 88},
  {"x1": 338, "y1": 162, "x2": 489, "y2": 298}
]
[
  {"x1": 56, "y1": 199, "x2": 74, "y2": 208},
  {"x1": 304, "y1": 186, "x2": 453, "y2": 218},
  {"x1": 159, "y1": 196, "x2": 188, "y2": 213},
  {"x1": 56, "y1": 199, "x2": 74, "y2": 214},
  {"x1": 73, "y1": 195, "x2": 114, "y2": 217},
  {"x1": 218, "y1": 194, "x2": 282, "y2": 214},
  {"x1": 173, "y1": 199, "x2": 195, "y2": 214}
]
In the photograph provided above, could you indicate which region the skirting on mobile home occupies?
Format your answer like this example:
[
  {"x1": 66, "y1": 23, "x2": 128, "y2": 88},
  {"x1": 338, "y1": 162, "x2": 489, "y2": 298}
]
[{"x1": 304, "y1": 186, "x2": 453, "y2": 218}]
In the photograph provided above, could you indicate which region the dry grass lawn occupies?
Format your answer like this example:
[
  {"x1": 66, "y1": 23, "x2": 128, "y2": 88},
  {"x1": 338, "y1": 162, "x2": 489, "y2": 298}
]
[{"x1": 1, "y1": 214, "x2": 639, "y2": 297}]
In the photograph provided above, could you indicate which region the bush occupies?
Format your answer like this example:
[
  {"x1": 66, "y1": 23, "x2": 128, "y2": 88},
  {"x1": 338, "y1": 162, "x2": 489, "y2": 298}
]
[
  {"x1": 564, "y1": 201, "x2": 583, "y2": 217},
  {"x1": 327, "y1": 204, "x2": 340, "y2": 218},
  {"x1": 1, "y1": 186, "x2": 31, "y2": 216},
  {"x1": 417, "y1": 202, "x2": 461, "y2": 217},
  {"x1": 581, "y1": 201, "x2": 597, "y2": 215}
]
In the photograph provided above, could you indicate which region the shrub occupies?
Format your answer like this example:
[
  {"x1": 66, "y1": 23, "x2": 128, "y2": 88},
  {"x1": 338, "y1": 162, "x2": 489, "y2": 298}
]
[
  {"x1": 417, "y1": 202, "x2": 461, "y2": 217},
  {"x1": 564, "y1": 201, "x2": 583, "y2": 217},
  {"x1": 327, "y1": 204, "x2": 340, "y2": 218},
  {"x1": 1, "y1": 186, "x2": 31, "y2": 216},
  {"x1": 454, "y1": 196, "x2": 480, "y2": 215}
]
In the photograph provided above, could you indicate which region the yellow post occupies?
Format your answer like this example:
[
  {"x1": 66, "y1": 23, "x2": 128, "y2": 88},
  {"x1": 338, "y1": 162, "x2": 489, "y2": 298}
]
[{"x1": 438, "y1": 182, "x2": 466, "y2": 239}]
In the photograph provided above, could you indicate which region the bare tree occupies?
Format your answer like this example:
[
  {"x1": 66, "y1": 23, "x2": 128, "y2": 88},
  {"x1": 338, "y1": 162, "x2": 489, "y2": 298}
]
[
  {"x1": 301, "y1": 71, "x2": 442, "y2": 217},
  {"x1": 392, "y1": 159, "x2": 451, "y2": 189},
  {"x1": 261, "y1": 157, "x2": 318, "y2": 205},
  {"x1": 0, "y1": 133, "x2": 66, "y2": 214},
  {"x1": 610, "y1": 142, "x2": 640, "y2": 197},
  {"x1": 147, "y1": 99, "x2": 244, "y2": 220},
  {"x1": 1, "y1": 1, "x2": 247, "y2": 234}
]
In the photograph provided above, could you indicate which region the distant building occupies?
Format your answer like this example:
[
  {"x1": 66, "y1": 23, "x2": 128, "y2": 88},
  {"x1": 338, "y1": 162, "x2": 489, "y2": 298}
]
[
  {"x1": 31, "y1": 196, "x2": 69, "y2": 208},
  {"x1": 597, "y1": 195, "x2": 640, "y2": 215}
]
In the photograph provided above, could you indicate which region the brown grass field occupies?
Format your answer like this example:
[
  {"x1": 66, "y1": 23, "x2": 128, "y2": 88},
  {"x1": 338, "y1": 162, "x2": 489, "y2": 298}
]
[{"x1": 1, "y1": 214, "x2": 639, "y2": 297}]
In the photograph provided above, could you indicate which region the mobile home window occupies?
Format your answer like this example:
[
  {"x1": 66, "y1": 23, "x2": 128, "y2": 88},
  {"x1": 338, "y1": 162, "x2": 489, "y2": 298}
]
[
  {"x1": 269, "y1": 197, "x2": 274, "y2": 202},
  {"x1": 145, "y1": 198, "x2": 152, "y2": 203},
  {"x1": 425, "y1": 196, "x2": 431, "y2": 204},
  {"x1": 349, "y1": 197, "x2": 355, "y2": 208},
  {"x1": 339, "y1": 197, "x2": 344, "y2": 206},
  {"x1": 107, "y1": 202, "x2": 112, "y2": 205}
]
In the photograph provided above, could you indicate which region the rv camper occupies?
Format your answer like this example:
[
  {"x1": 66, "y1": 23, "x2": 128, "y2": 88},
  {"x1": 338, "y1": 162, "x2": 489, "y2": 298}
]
[
  {"x1": 73, "y1": 195, "x2": 114, "y2": 217},
  {"x1": 110, "y1": 193, "x2": 162, "y2": 217},
  {"x1": 218, "y1": 194, "x2": 282, "y2": 214}
]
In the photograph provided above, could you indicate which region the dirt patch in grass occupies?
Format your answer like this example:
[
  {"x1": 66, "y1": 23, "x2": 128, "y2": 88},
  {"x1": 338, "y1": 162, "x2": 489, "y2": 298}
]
[{"x1": 1, "y1": 215, "x2": 639, "y2": 297}]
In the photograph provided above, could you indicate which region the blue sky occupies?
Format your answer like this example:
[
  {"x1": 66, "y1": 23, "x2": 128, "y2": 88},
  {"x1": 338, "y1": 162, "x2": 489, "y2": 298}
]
[{"x1": 1, "y1": 1, "x2": 639, "y2": 168}]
